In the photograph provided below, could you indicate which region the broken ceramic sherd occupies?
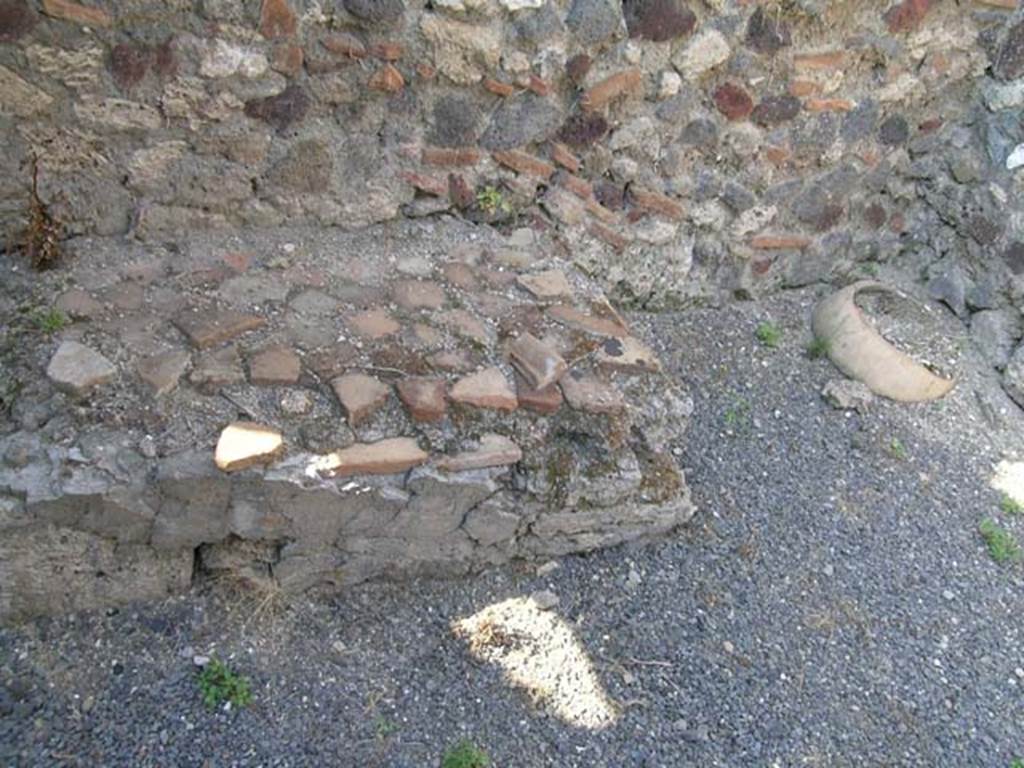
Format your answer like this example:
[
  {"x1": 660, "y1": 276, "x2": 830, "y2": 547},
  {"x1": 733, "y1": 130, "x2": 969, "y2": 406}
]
[{"x1": 810, "y1": 281, "x2": 955, "y2": 402}]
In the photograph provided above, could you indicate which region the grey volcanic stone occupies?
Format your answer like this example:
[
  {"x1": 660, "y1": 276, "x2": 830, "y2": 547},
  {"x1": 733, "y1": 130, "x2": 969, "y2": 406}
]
[
  {"x1": 681, "y1": 118, "x2": 718, "y2": 147},
  {"x1": 514, "y1": 2, "x2": 566, "y2": 46},
  {"x1": 995, "y1": 19, "x2": 1024, "y2": 80},
  {"x1": 480, "y1": 93, "x2": 563, "y2": 150},
  {"x1": 270, "y1": 139, "x2": 333, "y2": 194},
  {"x1": 841, "y1": 99, "x2": 878, "y2": 142},
  {"x1": 822, "y1": 378, "x2": 874, "y2": 413},
  {"x1": 566, "y1": 0, "x2": 623, "y2": 45},
  {"x1": 1002, "y1": 341, "x2": 1024, "y2": 408},
  {"x1": 0, "y1": 526, "x2": 192, "y2": 623},
  {"x1": 878, "y1": 114, "x2": 909, "y2": 147},
  {"x1": 971, "y1": 310, "x2": 1022, "y2": 371},
  {"x1": 429, "y1": 96, "x2": 482, "y2": 148},
  {"x1": 45, "y1": 341, "x2": 116, "y2": 397},
  {"x1": 343, "y1": 0, "x2": 404, "y2": 26}
]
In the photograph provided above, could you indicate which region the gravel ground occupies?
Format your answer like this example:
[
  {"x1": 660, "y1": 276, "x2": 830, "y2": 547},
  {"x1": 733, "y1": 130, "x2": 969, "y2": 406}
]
[{"x1": 2, "y1": 287, "x2": 1023, "y2": 768}]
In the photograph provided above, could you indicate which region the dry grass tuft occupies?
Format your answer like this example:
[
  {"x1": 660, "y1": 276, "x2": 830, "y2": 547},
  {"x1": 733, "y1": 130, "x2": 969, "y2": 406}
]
[{"x1": 23, "y1": 155, "x2": 63, "y2": 271}]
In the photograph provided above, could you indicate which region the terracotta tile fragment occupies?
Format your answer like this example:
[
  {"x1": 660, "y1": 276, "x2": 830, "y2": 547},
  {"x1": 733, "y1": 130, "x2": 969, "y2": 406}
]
[
  {"x1": 450, "y1": 367, "x2": 517, "y2": 411},
  {"x1": 629, "y1": 187, "x2": 685, "y2": 221},
  {"x1": 215, "y1": 421, "x2": 284, "y2": 473},
  {"x1": 318, "y1": 437, "x2": 428, "y2": 477},
  {"x1": 393, "y1": 280, "x2": 446, "y2": 310},
  {"x1": 348, "y1": 308, "x2": 401, "y2": 339},
  {"x1": 396, "y1": 377, "x2": 448, "y2": 422},
  {"x1": 322, "y1": 32, "x2": 367, "y2": 59},
  {"x1": 515, "y1": 374, "x2": 563, "y2": 415},
  {"x1": 331, "y1": 373, "x2": 391, "y2": 425},
  {"x1": 260, "y1": 0, "x2": 297, "y2": 39},
  {"x1": 806, "y1": 97, "x2": 855, "y2": 113},
  {"x1": 492, "y1": 150, "x2": 555, "y2": 179},
  {"x1": 517, "y1": 269, "x2": 574, "y2": 301},
  {"x1": 249, "y1": 345, "x2": 301, "y2": 385},
  {"x1": 190, "y1": 346, "x2": 244, "y2": 393},
  {"x1": 435, "y1": 434, "x2": 522, "y2": 472},
  {"x1": 549, "y1": 142, "x2": 581, "y2": 173},
  {"x1": 581, "y1": 68, "x2": 642, "y2": 111},
  {"x1": 749, "y1": 234, "x2": 812, "y2": 250},
  {"x1": 548, "y1": 305, "x2": 628, "y2": 338},
  {"x1": 137, "y1": 349, "x2": 190, "y2": 396},
  {"x1": 509, "y1": 332, "x2": 569, "y2": 390},
  {"x1": 369, "y1": 63, "x2": 404, "y2": 93},
  {"x1": 174, "y1": 309, "x2": 265, "y2": 350},
  {"x1": 793, "y1": 50, "x2": 847, "y2": 70},
  {"x1": 484, "y1": 77, "x2": 516, "y2": 96},
  {"x1": 421, "y1": 147, "x2": 481, "y2": 167},
  {"x1": 41, "y1": 0, "x2": 111, "y2": 27}
]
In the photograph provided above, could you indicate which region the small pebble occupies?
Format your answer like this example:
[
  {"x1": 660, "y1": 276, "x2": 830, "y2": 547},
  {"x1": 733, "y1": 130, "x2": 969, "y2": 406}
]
[
  {"x1": 536, "y1": 560, "x2": 559, "y2": 577},
  {"x1": 530, "y1": 590, "x2": 560, "y2": 610}
]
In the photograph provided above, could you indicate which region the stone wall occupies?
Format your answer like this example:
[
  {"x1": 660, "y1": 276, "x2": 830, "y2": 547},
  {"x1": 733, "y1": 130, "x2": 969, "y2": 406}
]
[
  {"x1": 0, "y1": 221, "x2": 695, "y2": 623},
  {"x1": 2, "y1": 0, "x2": 1023, "y2": 308}
]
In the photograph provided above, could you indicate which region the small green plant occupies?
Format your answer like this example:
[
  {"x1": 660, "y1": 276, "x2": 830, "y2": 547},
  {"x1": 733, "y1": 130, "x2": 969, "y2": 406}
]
[
  {"x1": 476, "y1": 186, "x2": 509, "y2": 216},
  {"x1": 755, "y1": 321, "x2": 782, "y2": 349},
  {"x1": 723, "y1": 396, "x2": 751, "y2": 431},
  {"x1": 887, "y1": 438, "x2": 907, "y2": 461},
  {"x1": 1010, "y1": 758, "x2": 1024, "y2": 768},
  {"x1": 805, "y1": 336, "x2": 831, "y2": 359},
  {"x1": 375, "y1": 715, "x2": 398, "y2": 741},
  {"x1": 858, "y1": 262, "x2": 879, "y2": 277},
  {"x1": 999, "y1": 493, "x2": 1024, "y2": 516},
  {"x1": 32, "y1": 307, "x2": 67, "y2": 334},
  {"x1": 979, "y1": 519, "x2": 1021, "y2": 565},
  {"x1": 442, "y1": 741, "x2": 490, "y2": 768},
  {"x1": 197, "y1": 658, "x2": 252, "y2": 710}
]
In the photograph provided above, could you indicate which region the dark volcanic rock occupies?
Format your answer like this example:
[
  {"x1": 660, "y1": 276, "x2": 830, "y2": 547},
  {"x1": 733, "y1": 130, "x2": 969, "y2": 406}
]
[
  {"x1": 0, "y1": 1, "x2": 35, "y2": 42},
  {"x1": 713, "y1": 82, "x2": 754, "y2": 121},
  {"x1": 745, "y1": 6, "x2": 791, "y2": 55},
  {"x1": 557, "y1": 112, "x2": 609, "y2": 149},
  {"x1": 110, "y1": 43, "x2": 152, "y2": 91},
  {"x1": 751, "y1": 94, "x2": 801, "y2": 127},
  {"x1": 878, "y1": 115, "x2": 910, "y2": 147},
  {"x1": 623, "y1": 0, "x2": 696, "y2": 43},
  {"x1": 245, "y1": 84, "x2": 310, "y2": 132},
  {"x1": 995, "y1": 20, "x2": 1024, "y2": 80},
  {"x1": 430, "y1": 96, "x2": 482, "y2": 148},
  {"x1": 566, "y1": 53, "x2": 592, "y2": 84},
  {"x1": 1004, "y1": 242, "x2": 1024, "y2": 274}
]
